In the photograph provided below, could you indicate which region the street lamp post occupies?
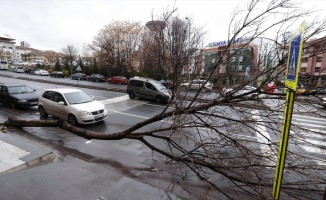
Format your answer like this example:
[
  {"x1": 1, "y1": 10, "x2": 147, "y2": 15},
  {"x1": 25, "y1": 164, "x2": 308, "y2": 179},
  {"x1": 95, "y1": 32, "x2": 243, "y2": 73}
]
[{"x1": 185, "y1": 17, "x2": 191, "y2": 82}]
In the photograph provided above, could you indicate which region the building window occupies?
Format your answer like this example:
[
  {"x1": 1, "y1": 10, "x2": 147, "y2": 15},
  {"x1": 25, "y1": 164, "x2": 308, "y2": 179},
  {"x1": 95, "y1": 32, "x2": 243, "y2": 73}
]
[{"x1": 204, "y1": 52, "x2": 218, "y2": 72}]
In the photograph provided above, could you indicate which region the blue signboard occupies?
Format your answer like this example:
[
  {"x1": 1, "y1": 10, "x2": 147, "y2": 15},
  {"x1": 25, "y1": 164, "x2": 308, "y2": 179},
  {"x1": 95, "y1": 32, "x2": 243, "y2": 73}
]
[{"x1": 286, "y1": 34, "x2": 301, "y2": 82}]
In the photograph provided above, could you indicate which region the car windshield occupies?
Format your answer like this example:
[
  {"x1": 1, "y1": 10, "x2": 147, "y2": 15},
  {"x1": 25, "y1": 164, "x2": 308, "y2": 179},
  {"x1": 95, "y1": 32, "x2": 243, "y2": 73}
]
[
  {"x1": 64, "y1": 91, "x2": 94, "y2": 105},
  {"x1": 8, "y1": 86, "x2": 34, "y2": 94},
  {"x1": 151, "y1": 81, "x2": 166, "y2": 90}
]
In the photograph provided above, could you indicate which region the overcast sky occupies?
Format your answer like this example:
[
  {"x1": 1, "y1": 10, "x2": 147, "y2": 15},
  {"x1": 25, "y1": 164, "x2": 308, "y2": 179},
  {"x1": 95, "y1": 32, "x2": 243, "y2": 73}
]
[{"x1": 1, "y1": 0, "x2": 325, "y2": 53}]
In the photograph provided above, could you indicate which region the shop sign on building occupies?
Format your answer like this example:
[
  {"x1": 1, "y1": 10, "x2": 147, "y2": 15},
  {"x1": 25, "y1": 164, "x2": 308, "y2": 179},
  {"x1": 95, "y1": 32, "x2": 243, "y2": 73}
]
[{"x1": 207, "y1": 37, "x2": 244, "y2": 47}]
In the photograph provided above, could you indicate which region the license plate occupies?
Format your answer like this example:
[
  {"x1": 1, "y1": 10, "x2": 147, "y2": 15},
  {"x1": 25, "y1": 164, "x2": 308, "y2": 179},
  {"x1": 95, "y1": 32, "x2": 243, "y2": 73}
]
[
  {"x1": 30, "y1": 102, "x2": 38, "y2": 105},
  {"x1": 95, "y1": 113, "x2": 104, "y2": 119}
]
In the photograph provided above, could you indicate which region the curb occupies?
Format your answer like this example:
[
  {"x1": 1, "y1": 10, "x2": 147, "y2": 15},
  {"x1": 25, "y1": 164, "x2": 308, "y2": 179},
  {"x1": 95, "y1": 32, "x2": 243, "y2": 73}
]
[{"x1": 0, "y1": 152, "x2": 56, "y2": 176}]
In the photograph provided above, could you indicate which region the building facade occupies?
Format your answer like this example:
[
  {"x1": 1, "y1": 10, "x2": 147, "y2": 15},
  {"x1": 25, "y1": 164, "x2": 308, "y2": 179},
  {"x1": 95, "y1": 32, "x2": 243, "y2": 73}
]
[
  {"x1": 0, "y1": 36, "x2": 16, "y2": 63},
  {"x1": 202, "y1": 37, "x2": 282, "y2": 85}
]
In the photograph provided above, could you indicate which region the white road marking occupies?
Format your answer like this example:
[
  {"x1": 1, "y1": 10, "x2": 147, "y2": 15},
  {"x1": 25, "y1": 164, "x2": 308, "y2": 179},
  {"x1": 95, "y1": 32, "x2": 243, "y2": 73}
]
[
  {"x1": 106, "y1": 108, "x2": 150, "y2": 119},
  {"x1": 99, "y1": 95, "x2": 130, "y2": 104},
  {"x1": 251, "y1": 110, "x2": 275, "y2": 165}
]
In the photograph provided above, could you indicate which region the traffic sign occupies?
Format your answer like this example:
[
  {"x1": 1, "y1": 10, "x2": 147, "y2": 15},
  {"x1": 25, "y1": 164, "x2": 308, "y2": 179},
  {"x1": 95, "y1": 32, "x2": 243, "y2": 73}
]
[
  {"x1": 285, "y1": 23, "x2": 305, "y2": 91},
  {"x1": 76, "y1": 65, "x2": 82, "y2": 71},
  {"x1": 273, "y1": 22, "x2": 305, "y2": 200}
]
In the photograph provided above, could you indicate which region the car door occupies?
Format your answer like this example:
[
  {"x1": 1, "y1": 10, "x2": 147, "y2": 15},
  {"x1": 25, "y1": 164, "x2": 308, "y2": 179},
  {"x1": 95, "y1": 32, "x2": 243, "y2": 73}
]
[
  {"x1": 52, "y1": 92, "x2": 67, "y2": 119},
  {"x1": 0, "y1": 86, "x2": 10, "y2": 105},
  {"x1": 143, "y1": 82, "x2": 157, "y2": 100},
  {"x1": 41, "y1": 91, "x2": 56, "y2": 116},
  {"x1": 133, "y1": 80, "x2": 145, "y2": 98},
  {"x1": 190, "y1": 81, "x2": 198, "y2": 90}
]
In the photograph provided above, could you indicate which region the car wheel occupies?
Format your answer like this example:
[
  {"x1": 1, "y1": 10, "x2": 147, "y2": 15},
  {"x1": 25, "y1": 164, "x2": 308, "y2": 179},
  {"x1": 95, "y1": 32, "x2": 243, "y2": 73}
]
[
  {"x1": 70, "y1": 77, "x2": 73, "y2": 80},
  {"x1": 128, "y1": 91, "x2": 135, "y2": 99},
  {"x1": 67, "y1": 114, "x2": 78, "y2": 126},
  {"x1": 96, "y1": 79, "x2": 99, "y2": 82},
  {"x1": 181, "y1": 86, "x2": 187, "y2": 91},
  {"x1": 87, "y1": 78, "x2": 89, "y2": 81},
  {"x1": 108, "y1": 81, "x2": 111, "y2": 84},
  {"x1": 38, "y1": 106, "x2": 48, "y2": 118},
  {"x1": 155, "y1": 96, "x2": 164, "y2": 104},
  {"x1": 118, "y1": 81, "x2": 122, "y2": 85}
]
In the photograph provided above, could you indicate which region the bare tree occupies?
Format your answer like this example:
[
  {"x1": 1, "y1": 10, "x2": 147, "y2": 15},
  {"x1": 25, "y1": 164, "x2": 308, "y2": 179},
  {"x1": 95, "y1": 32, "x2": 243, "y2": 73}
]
[
  {"x1": 2, "y1": 1, "x2": 326, "y2": 199},
  {"x1": 61, "y1": 45, "x2": 79, "y2": 75},
  {"x1": 90, "y1": 20, "x2": 143, "y2": 76}
]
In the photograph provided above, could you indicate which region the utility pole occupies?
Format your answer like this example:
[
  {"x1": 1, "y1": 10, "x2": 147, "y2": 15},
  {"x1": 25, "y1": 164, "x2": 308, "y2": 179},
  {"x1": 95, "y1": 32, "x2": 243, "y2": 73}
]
[{"x1": 186, "y1": 17, "x2": 191, "y2": 82}]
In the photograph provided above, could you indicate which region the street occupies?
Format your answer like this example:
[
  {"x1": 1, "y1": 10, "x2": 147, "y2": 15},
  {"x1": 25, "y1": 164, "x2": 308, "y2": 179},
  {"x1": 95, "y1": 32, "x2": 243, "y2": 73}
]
[{"x1": 0, "y1": 72, "x2": 325, "y2": 199}]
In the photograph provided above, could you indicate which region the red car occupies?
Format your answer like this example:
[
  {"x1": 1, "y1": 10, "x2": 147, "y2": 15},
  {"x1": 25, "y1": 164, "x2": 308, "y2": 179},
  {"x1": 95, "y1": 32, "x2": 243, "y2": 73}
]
[{"x1": 107, "y1": 76, "x2": 128, "y2": 84}]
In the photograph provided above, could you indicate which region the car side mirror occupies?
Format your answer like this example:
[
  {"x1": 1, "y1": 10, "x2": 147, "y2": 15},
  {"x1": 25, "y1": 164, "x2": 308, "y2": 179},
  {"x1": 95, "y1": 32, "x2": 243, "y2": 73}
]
[
  {"x1": 90, "y1": 95, "x2": 95, "y2": 99},
  {"x1": 58, "y1": 101, "x2": 65, "y2": 105},
  {"x1": 33, "y1": 89, "x2": 36, "y2": 91}
]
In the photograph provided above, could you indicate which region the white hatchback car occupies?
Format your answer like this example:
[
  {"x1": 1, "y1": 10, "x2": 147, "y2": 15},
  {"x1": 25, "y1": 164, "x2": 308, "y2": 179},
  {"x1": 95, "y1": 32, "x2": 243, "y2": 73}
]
[
  {"x1": 180, "y1": 80, "x2": 213, "y2": 92},
  {"x1": 224, "y1": 85, "x2": 266, "y2": 98},
  {"x1": 38, "y1": 89, "x2": 108, "y2": 125},
  {"x1": 38, "y1": 70, "x2": 49, "y2": 76}
]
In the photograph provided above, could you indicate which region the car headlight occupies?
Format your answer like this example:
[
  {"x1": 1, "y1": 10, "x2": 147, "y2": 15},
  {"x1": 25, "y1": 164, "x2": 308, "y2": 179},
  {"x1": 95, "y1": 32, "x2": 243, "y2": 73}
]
[
  {"x1": 79, "y1": 111, "x2": 91, "y2": 116},
  {"x1": 163, "y1": 92, "x2": 171, "y2": 98},
  {"x1": 17, "y1": 100, "x2": 27, "y2": 102}
]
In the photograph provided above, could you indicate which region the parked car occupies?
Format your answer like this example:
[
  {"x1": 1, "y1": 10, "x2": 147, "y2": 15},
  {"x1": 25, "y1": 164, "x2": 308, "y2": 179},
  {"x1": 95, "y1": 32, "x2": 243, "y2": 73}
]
[
  {"x1": 159, "y1": 79, "x2": 174, "y2": 88},
  {"x1": 24, "y1": 68, "x2": 35, "y2": 74},
  {"x1": 71, "y1": 73, "x2": 87, "y2": 80},
  {"x1": 50, "y1": 71, "x2": 65, "y2": 78},
  {"x1": 86, "y1": 74, "x2": 106, "y2": 82},
  {"x1": 127, "y1": 77, "x2": 171, "y2": 103},
  {"x1": 38, "y1": 88, "x2": 108, "y2": 125},
  {"x1": 224, "y1": 85, "x2": 266, "y2": 98},
  {"x1": 13, "y1": 66, "x2": 24, "y2": 73},
  {"x1": 35, "y1": 70, "x2": 49, "y2": 76},
  {"x1": 107, "y1": 76, "x2": 128, "y2": 84},
  {"x1": 0, "y1": 83, "x2": 38, "y2": 109},
  {"x1": 180, "y1": 80, "x2": 213, "y2": 92}
]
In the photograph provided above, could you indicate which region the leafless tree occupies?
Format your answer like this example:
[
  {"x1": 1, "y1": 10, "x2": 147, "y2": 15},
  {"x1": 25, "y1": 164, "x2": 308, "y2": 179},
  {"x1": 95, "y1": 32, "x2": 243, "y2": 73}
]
[
  {"x1": 61, "y1": 45, "x2": 79, "y2": 74},
  {"x1": 90, "y1": 20, "x2": 143, "y2": 75},
  {"x1": 2, "y1": 0, "x2": 326, "y2": 199}
]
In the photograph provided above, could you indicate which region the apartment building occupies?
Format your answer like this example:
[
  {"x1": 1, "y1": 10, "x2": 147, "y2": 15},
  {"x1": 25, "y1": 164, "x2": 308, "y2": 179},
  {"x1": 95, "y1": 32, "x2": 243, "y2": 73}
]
[{"x1": 0, "y1": 36, "x2": 16, "y2": 62}]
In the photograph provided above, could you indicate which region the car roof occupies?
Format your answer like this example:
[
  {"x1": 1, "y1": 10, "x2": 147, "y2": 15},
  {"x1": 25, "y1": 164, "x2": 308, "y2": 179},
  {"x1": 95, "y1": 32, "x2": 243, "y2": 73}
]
[
  {"x1": 0, "y1": 83, "x2": 28, "y2": 87},
  {"x1": 44, "y1": 88, "x2": 82, "y2": 93},
  {"x1": 131, "y1": 77, "x2": 153, "y2": 81}
]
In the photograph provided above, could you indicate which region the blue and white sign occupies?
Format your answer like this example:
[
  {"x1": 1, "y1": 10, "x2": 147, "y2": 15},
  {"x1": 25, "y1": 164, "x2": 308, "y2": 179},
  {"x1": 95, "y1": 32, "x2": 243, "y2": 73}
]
[
  {"x1": 286, "y1": 34, "x2": 301, "y2": 82},
  {"x1": 207, "y1": 37, "x2": 244, "y2": 47}
]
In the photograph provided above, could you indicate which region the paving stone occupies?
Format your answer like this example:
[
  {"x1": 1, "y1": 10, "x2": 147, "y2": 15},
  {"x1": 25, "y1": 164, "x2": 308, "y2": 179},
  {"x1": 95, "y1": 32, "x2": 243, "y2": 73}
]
[
  {"x1": 14, "y1": 179, "x2": 62, "y2": 200},
  {"x1": 101, "y1": 177, "x2": 181, "y2": 200}
]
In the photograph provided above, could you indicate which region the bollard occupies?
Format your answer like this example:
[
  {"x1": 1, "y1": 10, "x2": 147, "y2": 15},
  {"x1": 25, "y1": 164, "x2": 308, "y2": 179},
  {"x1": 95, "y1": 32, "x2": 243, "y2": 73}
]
[{"x1": 323, "y1": 186, "x2": 326, "y2": 200}]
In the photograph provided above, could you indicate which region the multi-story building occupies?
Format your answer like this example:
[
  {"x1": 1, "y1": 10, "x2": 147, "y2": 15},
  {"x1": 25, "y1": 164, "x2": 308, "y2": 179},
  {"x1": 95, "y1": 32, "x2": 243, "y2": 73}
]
[
  {"x1": 15, "y1": 46, "x2": 35, "y2": 63},
  {"x1": 200, "y1": 37, "x2": 282, "y2": 85},
  {"x1": 20, "y1": 41, "x2": 31, "y2": 48},
  {"x1": 0, "y1": 36, "x2": 16, "y2": 63},
  {"x1": 21, "y1": 51, "x2": 45, "y2": 63},
  {"x1": 299, "y1": 36, "x2": 326, "y2": 86}
]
